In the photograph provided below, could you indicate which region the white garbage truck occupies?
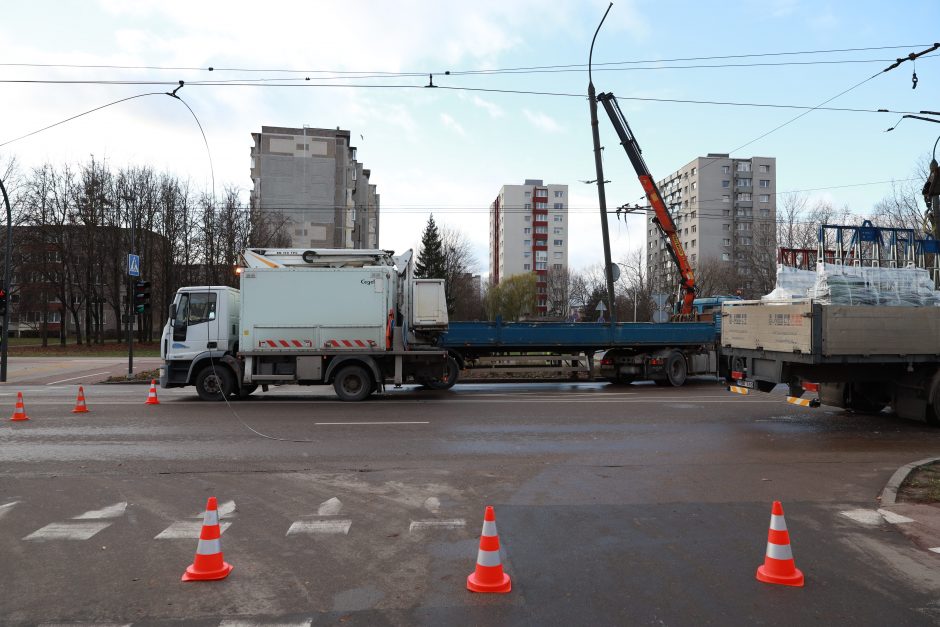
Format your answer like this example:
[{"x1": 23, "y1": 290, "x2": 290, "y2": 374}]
[{"x1": 160, "y1": 248, "x2": 450, "y2": 401}]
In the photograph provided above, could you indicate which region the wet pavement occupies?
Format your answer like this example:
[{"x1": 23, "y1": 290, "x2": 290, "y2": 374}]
[{"x1": 1, "y1": 379, "x2": 939, "y2": 625}]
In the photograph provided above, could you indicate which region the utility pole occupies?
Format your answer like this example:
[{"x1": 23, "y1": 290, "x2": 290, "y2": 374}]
[
  {"x1": 0, "y1": 178, "x2": 11, "y2": 382},
  {"x1": 588, "y1": 2, "x2": 616, "y2": 324},
  {"x1": 126, "y1": 198, "x2": 136, "y2": 379}
]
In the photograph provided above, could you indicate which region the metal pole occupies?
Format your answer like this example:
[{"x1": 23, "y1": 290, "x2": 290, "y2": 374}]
[
  {"x1": 588, "y1": 3, "x2": 616, "y2": 324},
  {"x1": 127, "y1": 204, "x2": 134, "y2": 378},
  {"x1": 0, "y1": 178, "x2": 11, "y2": 382}
]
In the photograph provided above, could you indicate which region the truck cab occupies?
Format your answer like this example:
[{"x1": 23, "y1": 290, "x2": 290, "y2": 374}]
[{"x1": 161, "y1": 286, "x2": 240, "y2": 392}]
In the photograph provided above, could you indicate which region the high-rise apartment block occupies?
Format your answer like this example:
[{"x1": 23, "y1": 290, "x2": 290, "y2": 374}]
[
  {"x1": 647, "y1": 154, "x2": 776, "y2": 294},
  {"x1": 250, "y1": 126, "x2": 379, "y2": 249},
  {"x1": 489, "y1": 179, "x2": 569, "y2": 316}
]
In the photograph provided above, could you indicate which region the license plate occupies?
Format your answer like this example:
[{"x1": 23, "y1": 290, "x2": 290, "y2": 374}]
[{"x1": 736, "y1": 379, "x2": 755, "y2": 389}]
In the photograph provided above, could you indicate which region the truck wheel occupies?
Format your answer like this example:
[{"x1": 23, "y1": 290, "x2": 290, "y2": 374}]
[
  {"x1": 422, "y1": 357, "x2": 459, "y2": 391},
  {"x1": 195, "y1": 365, "x2": 235, "y2": 401},
  {"x1": 333, "y1": 365, "x2": 373, "y2": 402},
  {"x1": 665, "y1": 352, "x2": 687, "y2": 387},
  {"x1": 929, "y1": 383, "x2": 940, "y2": 426}
]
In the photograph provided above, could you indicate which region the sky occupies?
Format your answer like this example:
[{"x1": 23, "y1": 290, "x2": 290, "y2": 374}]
[{"x1": 0, "y1": 0, "x2": 938, "y2": 278}]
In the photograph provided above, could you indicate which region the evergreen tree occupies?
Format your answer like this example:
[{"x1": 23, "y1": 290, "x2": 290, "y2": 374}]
[{"x1": 415, "y1": 214, "x2": 447, "y2": 278}]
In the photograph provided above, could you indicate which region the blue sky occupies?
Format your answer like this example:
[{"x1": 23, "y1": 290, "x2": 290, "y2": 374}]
[{"x1": 0, "y1": 0, "x2": 938, "y2": 276}]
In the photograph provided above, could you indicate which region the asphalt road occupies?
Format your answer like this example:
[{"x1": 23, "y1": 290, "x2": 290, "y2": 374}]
[
  {"x1": 2, "y1": 356, "x2": 164, "y2": 385},
  {"x1": 1, "y1": 379, "x2": 940, "y2": 626}
]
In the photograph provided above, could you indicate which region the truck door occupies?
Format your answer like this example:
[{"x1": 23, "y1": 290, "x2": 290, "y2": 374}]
[{"x1": 169, "y1": 291, "x2": 220, "y2": 361}]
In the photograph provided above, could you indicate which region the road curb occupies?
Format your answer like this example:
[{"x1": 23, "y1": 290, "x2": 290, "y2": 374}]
[{"x1": 880, "y1": 456, "x2": 940, "y2": 506}]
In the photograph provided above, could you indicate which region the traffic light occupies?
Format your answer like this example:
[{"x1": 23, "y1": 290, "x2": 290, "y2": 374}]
[
  {"x1": 133, "y1": 280, "x2": 151, "y2": 314},
  {"x1": 0, "y1": 288, "x2": 6, "y2": 317}
]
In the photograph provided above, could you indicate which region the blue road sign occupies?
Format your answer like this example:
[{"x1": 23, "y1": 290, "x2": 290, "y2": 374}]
[{"x1": 128, "y1": 254, "x2": 140, "y2": 277}]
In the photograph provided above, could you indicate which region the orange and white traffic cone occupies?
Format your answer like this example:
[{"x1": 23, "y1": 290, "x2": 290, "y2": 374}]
[
  {"x1": 756, "y1": 501, "x2": 804, "y2": 587},
  {"x1": 72, "y1": 386, "x2": 90, "y2": 413},
  {"x1": 467, "y1": 505, "x2": 511, "y2": 593},
  {"x1": 145, "y1": 380, "x2": 160, "y2": 405},
  {"x1": 10, "y1": 392, "x2": 28, "y2": 422},
  {"x1": 182, "y1": 496, "x2": 233, "y2": 582}
]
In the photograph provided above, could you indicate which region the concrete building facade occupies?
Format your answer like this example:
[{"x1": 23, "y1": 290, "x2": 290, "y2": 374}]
[
  {"x1": 647, "y1": 154, "x2": 776, "y2": 295},
  {"x1": 489, "y1": 179, "x2": 569, "y2": 316},
  {"x1": 250, "y1": 126, "x2": 379, "y2": 249}
]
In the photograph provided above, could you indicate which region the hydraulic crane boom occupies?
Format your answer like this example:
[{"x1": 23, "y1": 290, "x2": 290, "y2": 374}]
[{"x1": 596, "y1": 92, "x2": 697, "y2": 316}]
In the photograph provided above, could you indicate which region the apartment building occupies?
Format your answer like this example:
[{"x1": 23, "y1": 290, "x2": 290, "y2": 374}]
[
  {"x1": 489, "y1": 179, "x2": 569, "y2": 316},
  {"x1": 647, "y1": 154, "x2": 776, "y2": 294},
  {"x1": 250, "y1": 126, "x2": 380, "y2": 249}
]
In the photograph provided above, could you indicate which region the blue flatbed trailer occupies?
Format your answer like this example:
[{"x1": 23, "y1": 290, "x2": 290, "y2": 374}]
[
  {"x1": 439, "y1": 320, "x2": 718, "y2": 351},
  {"x1": 431, "y1": 318, "x2": 724, "y2": 388}
]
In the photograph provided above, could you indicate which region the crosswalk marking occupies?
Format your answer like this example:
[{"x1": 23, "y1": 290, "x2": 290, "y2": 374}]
[
  {"x1": 155, "y1": 521, "x2": 232, "y2": 539},
  {"x1": 409, "y1": 519, "x2": 465, "y2": 532},
  {"x1": 839, "y1": 509, "x2": 883, "y2": 525},
  {"x1": 193, "y1": 500, "x2": 236, "y2": 518},
  {"x1": 24, "y1": 521, "x2": 112, "y2": 541},
  {"x1": 877, "y1": 508, "x2": 915, "y2": 524},
  {"x1": 74, "y1": 502, "x2": 127, "y2": 520},
  {"x1": 317, "y1": 497, "x2": 342, "y2": 516},
  {"x1": 0, "y1": 501, "x2": 19, "y2": 520},
  {"x1": 286, "y1": 520, "x2": 352, "y2": 535}
]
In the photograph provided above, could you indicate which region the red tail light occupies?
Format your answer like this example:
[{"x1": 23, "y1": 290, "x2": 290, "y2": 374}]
[
  {"x1": 600, "y1": 358, "x2": 614, "y2": 366},
  {"x1": 803, "y1": 381, "x2": 819, "y2": 392}
]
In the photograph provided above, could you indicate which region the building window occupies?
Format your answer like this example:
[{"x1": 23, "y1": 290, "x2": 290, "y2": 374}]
[
  {"x1": 721, "y1": 165, "x2": 730, "y2": 174},
  {"x1": 721, "y1": 180, "x2": 730, "y2": 188},
  {"x1": 722, "y1": 253, "x2": 731, "y2": 261},
  {"x1": 691, "y1": 239, "x2": 696, "y2": 248},
  {"x1": 525, "y1": 203, "x2": 531, "y2": 209},
  {"x1": 553, "y1": 227, "x2": 562, "y2": 234},
  {"x1": 553, "y1": 239, "x2": 563, "y2": 246},
  {"x1": 759, "y1": 179, "x2": 770, "y2": 188},
  {"x1": 736, "y1": 178, "x2": 751, "y2": 187},
  {"x1": 553, "y1": 263, "x2": 563, "y2": 270},
  {"x1": 737, "y1": 222, "x2": 751, "y2": 231},
  {"x1": 722, "y1": 195, "x2": 730, "y2": 203},
  {"x1": 536, "y1": 188, "x2": 548, "y2": 196},
  {"x1": 759, "y1": 194, "x2": 770, "y2": 202},
  {"x1": 535, "y1": 226, "x2": 547, "y2": 234},
  {"x1": 691, "y1": 254, "x2": 697, "y2": 262},
  {"x1": 524, "y1": 263, "x2": 531, "y2": 270},
  {"x1": 554, "y1": 215, "x2": 563, "y2": 222},
  {"x1": 690, "y1": 211, "x2": 696, "y2": 218},
  {"x1": 759, "y1": 164, "x2": 770, "y2": 173},
  {"x1": 553, "y1": 203, "x2": 564, "y2": 209},
  {"x1": 525, "y1": 191, "x2": 531, "y2": 198},
  {"x1": 524, "y1": 215, "x2": 531, "y2": 221},
  {"x1": 737, "y1": 193, "x2": 751, "y2": 201},
  {"x1": 536, "y1": 202, "x2": 547, "y2": 209},
  {"x1": 524, "y1": 227, "x2": 531, "y2": 234},
  {"x1": 691, "y1": 167, "x2": 696, "y2": 175},
  {"x1": 691, "y1": 182, "x2": 697, "y2": 191},
  {"x1": 524, "y1": 239, "x2": 531, "y2": 247},
  {"x1": 723, "y1": 209, "x2": 731, "y2": 216},
  {"x1": 524, "y1": 251, "x2": 531, "y2": 258},
  {"x1": 535, "y1": 262, "x2": 547, "y2": 270},
  {"x1": 723, "y1": 238, "x2": 731, "y2": 246},
  {"x1": 683, "y1": 228, "x2": 688, "y2": 235},
  {"x1": 737, "y1": 162, "x2": 751, "y2": 172},
  {"x1": 722, "y1": 223, "x2": 731, "y2": 231},
  {"x1": 553, "y1": 252, "x2": 563, "y2": 259},
  {"x1": 554, "y1": 190, "x2": 564, "y2": 198},
  {"x1": 760, "y1": 208, "x2": 770, "y2": 218},
  {"x1": 691, "y1": 225, "x2": 696, "y2": 233}
]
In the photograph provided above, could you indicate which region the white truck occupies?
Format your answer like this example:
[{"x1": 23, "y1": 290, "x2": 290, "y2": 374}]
[{"x1": 160, "y1": 248, "x2": 450, "y2": 401}]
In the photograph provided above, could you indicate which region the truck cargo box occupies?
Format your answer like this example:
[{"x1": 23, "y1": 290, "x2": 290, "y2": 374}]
[
  {"x1": 241, "y1": 266, "x2": 394, "y2": 352},
  {"x1": 722, "y1": 300, "x2": 940, "y2": 357}
]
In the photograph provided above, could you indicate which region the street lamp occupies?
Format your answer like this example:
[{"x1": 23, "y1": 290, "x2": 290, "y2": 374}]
[{"x1": 0, "y1": 177, "x2": 10, "y2": 382}]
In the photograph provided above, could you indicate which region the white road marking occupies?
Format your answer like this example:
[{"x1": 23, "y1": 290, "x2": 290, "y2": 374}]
[
  {"x1": 314, "y1": 421, "x2": 430, "y2": 425},
  {"x1": 74, "y1": 502, "x2": 127, "y2": 520},
  {"x1": 286, "y1": 520, "x2": 352, "y2": 535},
  {"x1": 423, "y1": 496, "x2": 441, "y2": 514},
  {"x1": 409, "y1": 519, "x2": 465, "y2": 532},
  {"x1": 840, "y1": 509, "x2": 883, "y2": 525},
  {"x1": 155, "y1": 521, "x2": 232, "y2": 539},
  {"x1": 40, "y1": 623, "x2": 132, "y2": 627},
  {"x1": 929, "y1": 547, "x2": 940, "y2": 554},
  {"x1": 877, "y1": 509, "x2": 915, "y2": 524},
  {"x1": 0, "y1": 501, "x2": 19, "y2": 519},
  {"x1": 317, "y1": 497, "x2": 343, "y2": 516},
  {"x1": 24, "y1": 522, "x2": 112, "y2": 541},
  {"x1": 45, "y1": 371, "x2": 112, "y2": 385},
  {"x1": 218, "y1": 620, "x2": 312, "y2": 627}
]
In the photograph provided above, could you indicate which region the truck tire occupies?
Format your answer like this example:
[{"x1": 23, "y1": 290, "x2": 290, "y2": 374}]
[
  {"x1": 333, "y1": 365, "x2": 373, "y2": 402},
  {"x1": 422, "y1": 357, "x2": 459, "y2": 391},
  {"x1": 664, "y1": 352, "x2": 687, "y2": 387},
  {"x1": 927, "y1": 381, "x2": 940, "y2": 426},
  {"x1": 195, "y1": 365, "x2": 235, "y2": 401}
]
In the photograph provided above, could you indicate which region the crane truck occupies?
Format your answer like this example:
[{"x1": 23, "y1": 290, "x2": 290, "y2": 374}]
[{"x1": 160, "y1": 248, "x2": 449, "y2": 401}]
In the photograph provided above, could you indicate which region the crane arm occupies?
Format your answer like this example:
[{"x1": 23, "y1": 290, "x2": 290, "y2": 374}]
[{"x1": 596, "y1": 92, "x2": 697, "y2": 316}]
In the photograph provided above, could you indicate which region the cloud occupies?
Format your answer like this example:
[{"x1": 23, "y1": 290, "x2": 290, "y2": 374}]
[
  {"x1": 440, "y1": 113, "x2": 467, "y2": 136},
  {"x1": 523, "y1": 109, "x2": 563, "y2": 133},
  {"x1": 472, "y1": 95, "x2": 504, "y2": 118}
]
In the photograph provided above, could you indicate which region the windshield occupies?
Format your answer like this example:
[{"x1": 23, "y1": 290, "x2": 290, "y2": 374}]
[{"x1": 175, "y1": 292, "x2": 217, "y2": 326}]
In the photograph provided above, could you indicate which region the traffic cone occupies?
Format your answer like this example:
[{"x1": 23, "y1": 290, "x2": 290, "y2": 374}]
[
  {"x1": 72, "y1": 386, "x2": 89, "y2": 413},
  {"x1": 10, "y1": 392, "x2": 28, "y2": 422},
  {"x1": 182, "y1": 496, "x2": 233, "y2": 582},
  {"x1": 756, "y1": 501, "x2": 804, "y2": 587},
  {"x1": 145, "y1": 380, "x2": 160, "y2": 405},
  {"x1": 467, "y1": 505, "x2": 511, "y2": 593}
]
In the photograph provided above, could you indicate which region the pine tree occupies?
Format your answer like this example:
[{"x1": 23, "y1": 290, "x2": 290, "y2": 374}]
[{"x1": 415, "y1": 214, "x2": 447, "y2": 279}]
